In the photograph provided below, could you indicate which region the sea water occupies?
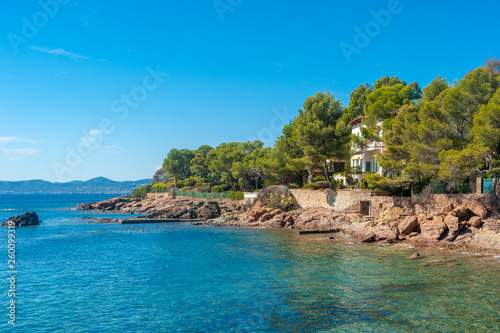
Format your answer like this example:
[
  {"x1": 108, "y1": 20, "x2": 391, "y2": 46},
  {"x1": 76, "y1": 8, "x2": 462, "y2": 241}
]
[{"x1": 0, "y1": 195, "x2": 498, "y2": 332}]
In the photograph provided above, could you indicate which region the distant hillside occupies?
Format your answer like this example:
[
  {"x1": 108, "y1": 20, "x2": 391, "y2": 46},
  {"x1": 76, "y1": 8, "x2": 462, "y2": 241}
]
[{"x1": 0, "y1": 177, "x2": 152, "y2": 194}]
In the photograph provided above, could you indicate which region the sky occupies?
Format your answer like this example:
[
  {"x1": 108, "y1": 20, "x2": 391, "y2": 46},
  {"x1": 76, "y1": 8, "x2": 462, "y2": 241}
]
[{"x1": 0, "y1": 0, "x2": 499, "y2": 182}]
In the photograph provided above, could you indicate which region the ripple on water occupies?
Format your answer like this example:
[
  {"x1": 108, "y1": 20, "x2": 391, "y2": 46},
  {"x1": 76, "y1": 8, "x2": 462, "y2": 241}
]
[{"x1": 0, "y1": 214, "x2": 498, "y2": 332}]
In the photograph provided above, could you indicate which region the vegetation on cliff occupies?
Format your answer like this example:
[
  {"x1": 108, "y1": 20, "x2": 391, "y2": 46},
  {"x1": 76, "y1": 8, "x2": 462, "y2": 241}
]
[{"x1": 140, "y1": 59, "x2": 500, "y2": 196}]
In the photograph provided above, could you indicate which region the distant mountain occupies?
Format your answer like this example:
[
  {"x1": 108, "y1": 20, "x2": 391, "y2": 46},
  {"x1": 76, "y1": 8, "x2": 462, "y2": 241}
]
[{"x1": 0, "y1": 177, "x2": 152, "y2": 194}]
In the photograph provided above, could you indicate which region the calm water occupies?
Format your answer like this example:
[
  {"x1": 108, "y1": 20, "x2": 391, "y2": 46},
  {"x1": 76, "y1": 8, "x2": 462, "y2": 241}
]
[{"x1": 0, "y1": 195, "x2": 499, "y2": 332}]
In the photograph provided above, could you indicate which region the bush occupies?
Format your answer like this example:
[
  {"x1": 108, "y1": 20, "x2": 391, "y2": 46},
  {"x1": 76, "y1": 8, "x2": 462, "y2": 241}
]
[
  {"x1": 129, "y1": 185, "x2": 151, "y2": 199},
  {"x1": 303, "y1": 182, "x2": 318, "y2": 190},
  {"x1": 312, "y1": 176, "x2": 324, "y2": 182},
  {"x1": 364, "y1": 174, "x2": 396, "y2": 190},
  {"x1": 267, "y1": 193, "x2": 296, "y2": 211},
  {"x1": 316, "y1": 181, "x2": 330, "y2": 189},
  {"x1": 151, "y1": 182, "x2": 170, "y2": 193},
  {"x1": 211, "y1": 185, "x2": 223, "y2": 193},
  {"x1": 198, "y1": 185, "x2": 211, "y2": 193},
  {"x1": 228, "y1": 191, "x2": 244, "y2": 200},
  {"x1": 288, "y1": 183, "x2": 299, "y2": 189},
  {"x1": 178, "y1": 177, "x2": 197, "y2": 188}
]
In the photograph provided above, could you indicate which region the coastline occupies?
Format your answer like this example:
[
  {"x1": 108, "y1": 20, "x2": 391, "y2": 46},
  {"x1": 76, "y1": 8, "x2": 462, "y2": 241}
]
[{"x1": 76, "y1": 193, "x2": 500, "y2": 256}]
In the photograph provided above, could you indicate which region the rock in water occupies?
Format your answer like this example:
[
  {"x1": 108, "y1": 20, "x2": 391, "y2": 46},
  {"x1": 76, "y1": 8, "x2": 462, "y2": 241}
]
[
  {"x1": 2, "y1": 211, "x2": 41, "y2": 227},
  {"x1": 410, "y1": 252, "x2": 421, "y2": 259}
]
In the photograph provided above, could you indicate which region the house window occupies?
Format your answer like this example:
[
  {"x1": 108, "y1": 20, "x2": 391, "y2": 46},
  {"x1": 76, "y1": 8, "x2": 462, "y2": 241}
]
[{"x1": 372, "y1": 157, "x2": 378, "y2": 173}]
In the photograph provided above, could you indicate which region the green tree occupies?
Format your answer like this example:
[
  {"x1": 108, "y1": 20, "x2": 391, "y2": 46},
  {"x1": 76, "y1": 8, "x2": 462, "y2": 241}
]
[
  {"x1": 343, "y1": 83, "x2": 372, "y2": 123},
  {"x1": 292, "y1": 91, "x2": 351, "y2": 189},
  {"x1": 162, "y1": 148, "x2": 194, "y2": 187},
  {"x1": 207, "y1": 141, "x2": 263, "y2": 187},
  {"x1": 365, "y1": 81, "x2": 421, "y2": 125},
  {"x1": 421, "y1": 75, "x2": 450, "y2": 103},
  {"x1": 470, "y1": 88, "x2": 500, "y2": 199},
  {"x1": 190, "y1": 145, "x2": 213, "y2": 174}
]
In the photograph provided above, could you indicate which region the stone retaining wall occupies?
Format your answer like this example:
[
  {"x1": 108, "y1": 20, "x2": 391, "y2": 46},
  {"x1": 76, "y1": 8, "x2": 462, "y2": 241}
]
[
  {"x1": 289, "y1": 189, "x2": 495, "y2": 218},
  {"x1": 146, "y1": 193, "x2": 169, "y2": 199},
  {"x1": 290, "y1": 189, "x2": 374, "y2": 211}
]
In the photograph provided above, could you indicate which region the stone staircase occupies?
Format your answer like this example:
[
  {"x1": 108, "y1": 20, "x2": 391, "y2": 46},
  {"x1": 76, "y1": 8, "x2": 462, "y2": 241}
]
[
  {"x1": 483, "y1": 202, "x2": 500, "y2": 233},
  {"x1": 484, "y1": 221, "x2": 500, "y2": 233}
]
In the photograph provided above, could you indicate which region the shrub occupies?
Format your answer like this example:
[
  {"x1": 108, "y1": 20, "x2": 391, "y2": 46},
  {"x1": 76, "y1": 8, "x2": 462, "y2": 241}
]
[
  {"x1": 211, "y1": 185, "x2": 223, "y2": 193},
  {"x1": 288, "y1": 183, "x2": 298, "y2": 189},
  {"x1": 220, "y1": 184, "x2": 231, "y2": 192},
  {"x1": 228, "y1": 191, "x2": 244, "y2": 200},
  {"x1": 151, "y1": 182, "x2": 170, "y2": 193},
  {"x1": 129, "y1": 185, "x2": 151, "y2": 199},
  {"x1": 198, "y1": 185, "x2": 211, "y2": 193},
  {"x1": 303, "y1": 182, "x2": 318, "y2": 190},
  {"x1": 178, "y1": 177, "x2": 197, "y2": 188},
  {"x1": 267, "y1": 193, "x2": 296, "y2": 211},
  {"x1": 316, "y1": 181, "x2": 330, "y2": 189},
  {"x1": 312, "y1": 176, "x2": 324, "y2": 182}
]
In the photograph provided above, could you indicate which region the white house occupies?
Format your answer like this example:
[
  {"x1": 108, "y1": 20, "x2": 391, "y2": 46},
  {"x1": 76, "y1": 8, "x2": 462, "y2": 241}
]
[{"x1": 349, "y1": 117, "x2": 385, "y2": 184}]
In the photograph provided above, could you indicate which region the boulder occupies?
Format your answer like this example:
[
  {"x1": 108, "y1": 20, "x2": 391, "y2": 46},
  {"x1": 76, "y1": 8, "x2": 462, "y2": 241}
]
[
  {"x1": 410, "y1": 252, "x2": 421, "y2": 259},
  {"x1": 295, "y1": 208, "x2": 339, "y2": 230},
  {"x1": 76, "y1": 203, "x2": 94, "y2": 210},
  {"x1": 375, "y1": 228, "x2": 399, "y2": 241},
  {"x1": 196, "y1": 201, "x2": 221, "y2": 220},
  {"x1": 449, "y1": 206, "x2": 472, "y2": 219},
  {"x1": 398, "y1": 215, "x2": 419, "y2": 235},
  {"x1": 419, "y1": 216, "x2": 447, "y2": 240},
  {"x1": 467, "y1": 216, "x2": 483, "y2": 228},
  {"x1": 353, "y1": 228, "x2": 377, "y2": 243},
  {"x1": 2, "y1": 212, "x2": 41, "y2": 227},
  {"x1": 443, "y1": 215, "x2": 463, "y2": 241},
  {"x1": 466, "y1": 200, "x2": 488, "y2": 219},
  {"x1": 245, "y1": 205, "x2": 272, "y2": 222},
  {"x1": 439, "y1": 204, "x2": 454, "y2": 215}
]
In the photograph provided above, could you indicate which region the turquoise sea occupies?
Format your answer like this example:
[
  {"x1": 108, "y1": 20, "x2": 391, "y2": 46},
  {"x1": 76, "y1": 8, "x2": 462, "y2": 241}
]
[{"x1": 0, "y1": 194, "x2": 499, "y2": 332}]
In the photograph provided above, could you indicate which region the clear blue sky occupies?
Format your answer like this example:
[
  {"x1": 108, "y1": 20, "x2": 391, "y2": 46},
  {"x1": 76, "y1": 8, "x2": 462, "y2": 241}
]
[{"x1": 0, "y1": 0, "x2": 499, "y2": 182}]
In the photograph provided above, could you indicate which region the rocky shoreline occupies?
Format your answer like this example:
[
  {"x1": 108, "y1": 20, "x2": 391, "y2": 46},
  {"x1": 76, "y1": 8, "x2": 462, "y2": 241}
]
[{"x1": 76, "y1": 195, "x2": 500, "y2": 253}]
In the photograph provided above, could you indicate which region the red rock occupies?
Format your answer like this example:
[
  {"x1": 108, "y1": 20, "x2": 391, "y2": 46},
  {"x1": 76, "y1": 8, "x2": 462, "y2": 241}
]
[
  {"x1": 398, "y1": 215, "x2": 419, "y2": 235},
  {"x1": 295, "y1": 208, "x2": 339, "y2": 230},
  {"x1": 466, "y1": 200, "x2": 488, "y2": 219},
  {"x1": 376, "y1": 228, "x2": 399, "y2": 241},
  {"x1": 439, "y1": 204, "x2": 454, "y2": 215},
  {"x1": 353, "y1": 228, "x2": 377, "y2": 243},
  {"x1": 444, "y1": 215, "x2": 463, "y2": 241},
  {"x1": 468, "y1": 216, "x2": 483, "y2": 228},
  {"x1": 420, "y1": 217, "x2": 447, "y2": 240},
  {"x1": 449, "y1": 206, "x2": 472, "y2": 219}
]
